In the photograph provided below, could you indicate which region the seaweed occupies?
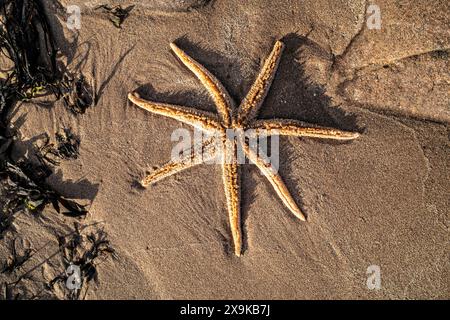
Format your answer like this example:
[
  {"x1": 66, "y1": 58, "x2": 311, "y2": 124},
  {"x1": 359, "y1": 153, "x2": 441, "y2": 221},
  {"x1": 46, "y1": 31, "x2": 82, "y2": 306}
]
[
  {"x1": 0, "y1": 161, "x2": 87, "y2": 217},
  {"x1": 37, "y1": 128, "x2": 80, "y2": 166},
  {"x1": 48, "y1": 224, "x2": 115, "y2": 300},
  {"x1": 0, "y1": 2, "x2": 109, "y2": 300},
  {"x1": 58, "y1": 74, "x2": 94, "y2": 115},
  {"x1": 0, "y1": 0, "x2": 58, "y2": 99},
  {"x1": 0, "y1": 0, "x2": 90, "y2": 236},
  {"x1": 95, "y1": 4, "x2": 135, "y2": 28},
  {"x1": 56, "y1": 128, "x2": 80, "y2": 159},
  {"x1": 0, "y1": 0, "x2": 93, "y2": 109}
]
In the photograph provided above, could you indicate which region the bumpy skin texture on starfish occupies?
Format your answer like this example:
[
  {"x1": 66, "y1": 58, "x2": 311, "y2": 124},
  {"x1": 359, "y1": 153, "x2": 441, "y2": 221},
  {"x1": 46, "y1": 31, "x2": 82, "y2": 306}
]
[
  {"x1": 141, "y1": 136, "x2": 218, "y2": 187},
  {"x1": 169, "y1": 43, "x2": 234, "y2": 126},
  {"x1": 237, "y1": 40, "x2": 284, "y2": 125},
  {"x1": 250, "y1": 119, "x2": 360, "y2": 139},
  {"x1": 222, "y1": 142, "x2": 242, "y2": 255},
  {"x1": 128, "y1": 93, "x2": 222, "y2": 132},
  {"x1": 129, "y1": 40, "x2": 359, "y2": 256}
]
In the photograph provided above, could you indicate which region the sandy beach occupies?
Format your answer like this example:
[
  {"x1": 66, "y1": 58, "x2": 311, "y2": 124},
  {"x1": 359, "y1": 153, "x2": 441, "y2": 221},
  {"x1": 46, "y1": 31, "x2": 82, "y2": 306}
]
[{"x1": 0, "y1": 0, "x2": 448, "y2": 299}]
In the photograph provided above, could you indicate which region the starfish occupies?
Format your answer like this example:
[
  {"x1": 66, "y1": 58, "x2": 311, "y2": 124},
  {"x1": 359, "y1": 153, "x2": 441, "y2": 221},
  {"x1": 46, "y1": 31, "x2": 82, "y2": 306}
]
[{"x1": 128, "y1": 40, "x2": 359, "y2": 256}]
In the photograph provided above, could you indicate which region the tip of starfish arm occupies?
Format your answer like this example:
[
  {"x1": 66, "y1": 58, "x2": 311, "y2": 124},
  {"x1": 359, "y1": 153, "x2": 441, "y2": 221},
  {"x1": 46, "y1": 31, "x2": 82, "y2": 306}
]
[
  {"x1": 297, "y1": 213, "x2": 307, "y2": 222},
  {"x1": 292, "y1": 207, "x2": 307, "y2": 221},
  {"x1": 140, "y1": 181, "x2": 147, "y2": 187},
  {"x1": 347, "y1": 132, "x2": 360, "y2": 140},
  {"x1": 275, "y1": 39, "x2": 285, "y2": 48},
  {"x1": 128, "y1": 92, "x2": 140, "y2": 101},
  {"x1": 335, "y1": 131, "x2": 360, "y2": 140},
  {"x1": 169, "y1": 42, "x2": 181, "y2": 53}
]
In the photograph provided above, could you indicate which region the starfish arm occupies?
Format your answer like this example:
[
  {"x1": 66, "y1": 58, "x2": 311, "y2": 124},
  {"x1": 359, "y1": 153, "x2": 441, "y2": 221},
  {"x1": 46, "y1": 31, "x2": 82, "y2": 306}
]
[
  {"x1": 141, "y1": 137, "x2": 218, "y2": 187},
  {"x1": 240, "y1": 138, "x2": 306, "y2": 221},
  {"x1": 249, "y1": 119, "x2": 360, "y2": 140},
  {"x1": 170, "y1": 43, "x2": 234, "y2": 126},
  {"x1": 222, "y1": 139, "x2": 242, "y2": 256},
  {"x1": 237, "y1": 40, "x2": 284, "y2": 125},
  {"x1": 128, "y1": 92, "x2": 221, "y2": 133}
]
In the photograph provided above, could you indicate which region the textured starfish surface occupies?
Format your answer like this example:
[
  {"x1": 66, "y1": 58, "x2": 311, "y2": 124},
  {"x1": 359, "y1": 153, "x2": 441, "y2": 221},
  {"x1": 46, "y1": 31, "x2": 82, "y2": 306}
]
[{"x1": 128, "y1": 40, "x2": 359, "y2": 256}]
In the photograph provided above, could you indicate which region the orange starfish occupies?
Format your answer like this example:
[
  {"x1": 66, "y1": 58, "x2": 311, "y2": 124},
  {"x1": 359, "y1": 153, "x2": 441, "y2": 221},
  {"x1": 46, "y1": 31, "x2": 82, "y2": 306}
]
[{"x1": 129, "y1": 40, "x2": 359, "y2": 256}]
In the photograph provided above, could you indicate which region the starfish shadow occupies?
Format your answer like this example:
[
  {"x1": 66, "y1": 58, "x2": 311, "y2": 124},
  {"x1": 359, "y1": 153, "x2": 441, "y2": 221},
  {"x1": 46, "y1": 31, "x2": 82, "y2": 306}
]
[
  {"x1": 129, "y1": 35, "x2": 245, "y2": 195},
  {"x1": 172, "y1": 36, "x2": 245, "y2": 105},
  {"x1": 239, "y1": 165, "x2": 258, "y2": 254},
  {"x1": 132, "y1": 83, "x2": 218, "y2": 114},
  {"x1": 262, "y1": 33, "x2": 361, "y2": 134},
  {"x1": 257, "y1": 33, "x2": 362, "y2": 221}
]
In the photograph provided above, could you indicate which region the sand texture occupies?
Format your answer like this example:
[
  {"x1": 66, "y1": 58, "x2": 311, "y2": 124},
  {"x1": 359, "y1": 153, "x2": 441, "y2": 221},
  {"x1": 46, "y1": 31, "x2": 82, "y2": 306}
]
[{"x1": 0, "y1": 0, "x2": 449, "y2": 299}]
